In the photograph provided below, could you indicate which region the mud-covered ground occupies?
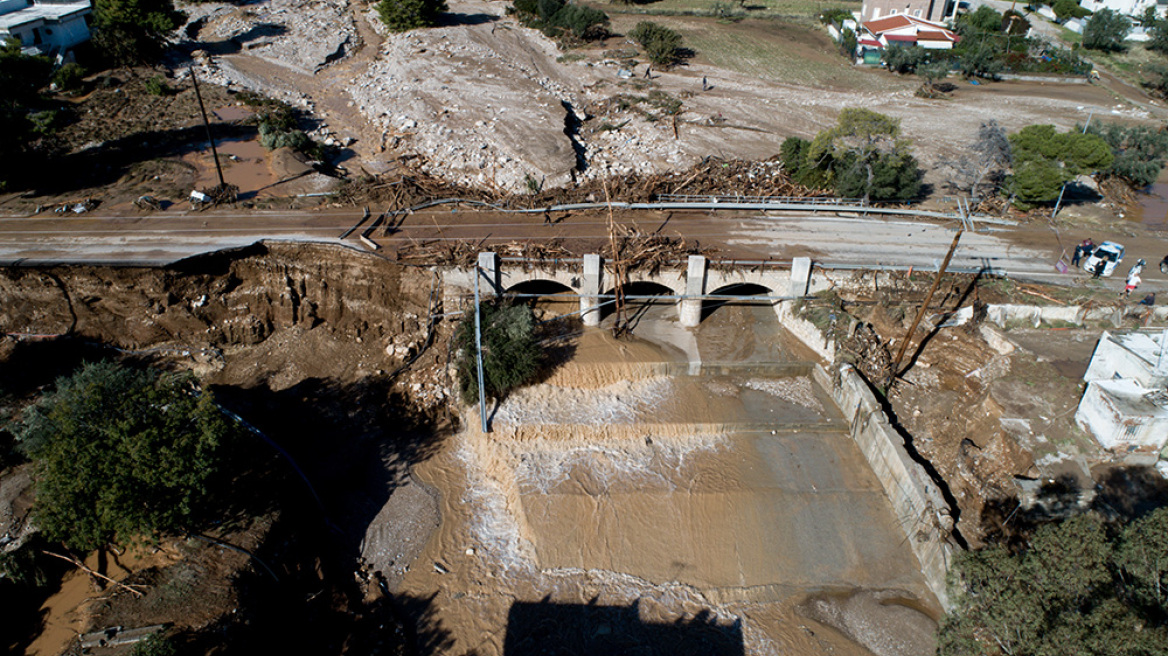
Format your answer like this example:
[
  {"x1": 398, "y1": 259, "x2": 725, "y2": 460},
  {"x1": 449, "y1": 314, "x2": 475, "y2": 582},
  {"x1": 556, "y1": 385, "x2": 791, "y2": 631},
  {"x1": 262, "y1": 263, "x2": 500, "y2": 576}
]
[
  {"x1": 156, "y1": 0, "x2": 1168, "y2": 192},
  {"x1": 1, "y1": 248, "x2": 943, "y2": 656}
]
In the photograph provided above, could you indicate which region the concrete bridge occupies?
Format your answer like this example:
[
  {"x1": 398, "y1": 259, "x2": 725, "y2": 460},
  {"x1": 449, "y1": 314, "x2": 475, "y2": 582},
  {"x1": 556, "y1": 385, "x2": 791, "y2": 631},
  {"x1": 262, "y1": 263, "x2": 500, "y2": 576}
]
[{"x1": 442, "y1": 252, "x2": 827, "y2": 328}]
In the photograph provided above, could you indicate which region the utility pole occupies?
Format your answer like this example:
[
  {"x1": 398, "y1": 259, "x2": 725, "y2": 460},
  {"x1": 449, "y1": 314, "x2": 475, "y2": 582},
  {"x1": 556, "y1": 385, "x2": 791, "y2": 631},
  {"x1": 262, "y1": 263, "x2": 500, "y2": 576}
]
[
  {"x1": 189, "y1": 66, "x2": 226, "y2": 189},
  {"x1": 473, "y1": 266, "x2": 490, "y2": 433},
  {"x1": 889, "y1": 229, "x2": 964, "y2": 388}
]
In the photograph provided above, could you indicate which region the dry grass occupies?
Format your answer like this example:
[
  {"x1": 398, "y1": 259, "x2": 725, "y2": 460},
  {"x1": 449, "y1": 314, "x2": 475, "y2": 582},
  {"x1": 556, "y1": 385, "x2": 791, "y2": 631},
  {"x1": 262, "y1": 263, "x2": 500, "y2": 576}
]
[
  {"x1": 597, "y1": 0, "x2": 860, "y2": 20},
  {"x1": 607, "y1": 14, "x2": 906, "y2": 91}
]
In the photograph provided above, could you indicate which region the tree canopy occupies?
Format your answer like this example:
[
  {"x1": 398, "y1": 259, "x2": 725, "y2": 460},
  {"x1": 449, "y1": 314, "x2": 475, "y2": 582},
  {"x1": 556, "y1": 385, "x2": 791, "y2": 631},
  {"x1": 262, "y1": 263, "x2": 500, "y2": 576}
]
[
  {"x1": 1008, "y1": 124, "x2": 1114, "y2": 205},
  {"x1": 0, "y1": 39, "x2": 52, "y2": 189},
  {"x1": 940, "y1": 511, "x2": 1168, "y2": 656},
  {"x1": 883, "y1": 44, "x2": 928, "y2": 74},
  {"x1": 1082, "y1": 8, "x2": 1131, "y2": 52},
  {"x1": 629, "y1": 21, "x2": 684, "y2": 66},
  {"x1": 92, "y1": 0, "x2": 187, "y2": 66},
  {"x1": 1085, "y1": 121, "x2": 1168, "y2": 188},
  {"x1": 958, "y1": 5, "x2": 1004, "y2": 34},
  {"x1": 377, "y1": 0, "x2": 448, "y2": 32},
  {"x1": 16, "y1": 362, "x2": 235, "y2": 551},
  {"x1": 510, "y1": 0, "x2": 609, "y2": 40},
  {"x1": 455, "y1": 302, "x2": 543, "y2": 403},
  {"x1": 781, "y1": 109, "x2": 922, "y2": 202}
]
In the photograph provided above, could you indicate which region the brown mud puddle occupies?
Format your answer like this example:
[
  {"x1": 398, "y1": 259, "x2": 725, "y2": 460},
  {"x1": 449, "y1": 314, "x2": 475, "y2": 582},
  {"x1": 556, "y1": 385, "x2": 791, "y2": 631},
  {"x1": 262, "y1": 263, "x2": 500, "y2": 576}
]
[
  {"x1": 26, "y1": 548, "x2": 174, "y2": 656},
  {"x1": 185, "y1": 137, "x2": 278, "y2": 199}
]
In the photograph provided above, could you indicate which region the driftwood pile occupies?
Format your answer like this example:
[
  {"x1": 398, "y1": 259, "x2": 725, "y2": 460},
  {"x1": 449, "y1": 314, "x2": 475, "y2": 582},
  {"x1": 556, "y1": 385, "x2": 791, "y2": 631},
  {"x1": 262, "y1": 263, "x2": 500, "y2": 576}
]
[
  {"x1": 392, "y1": 240, "x2": 575, "y2": 267},
  {"x1": 840, "y1": 322, "x2": 893, "y2": 387},
  {"x1": 600, "y1": 224, "x2": 717, "y2": 276},
  {"x1": 334, "y1": 156, "x2": 830, "y2": 209}
]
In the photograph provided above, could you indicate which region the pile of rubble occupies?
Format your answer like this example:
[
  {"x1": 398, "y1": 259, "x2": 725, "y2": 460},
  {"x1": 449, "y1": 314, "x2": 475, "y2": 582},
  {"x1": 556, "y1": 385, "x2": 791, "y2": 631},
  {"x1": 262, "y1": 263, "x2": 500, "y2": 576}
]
[{"x1": 182, "y1": 0, "x2": 357, "y2": 75}]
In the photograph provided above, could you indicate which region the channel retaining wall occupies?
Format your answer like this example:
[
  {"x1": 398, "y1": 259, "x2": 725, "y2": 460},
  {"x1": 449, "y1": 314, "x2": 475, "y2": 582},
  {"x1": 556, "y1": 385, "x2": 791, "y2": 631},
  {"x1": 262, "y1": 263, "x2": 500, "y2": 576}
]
[{"x1": 829, "y1": 364, "x2": 957, "y2": 608}]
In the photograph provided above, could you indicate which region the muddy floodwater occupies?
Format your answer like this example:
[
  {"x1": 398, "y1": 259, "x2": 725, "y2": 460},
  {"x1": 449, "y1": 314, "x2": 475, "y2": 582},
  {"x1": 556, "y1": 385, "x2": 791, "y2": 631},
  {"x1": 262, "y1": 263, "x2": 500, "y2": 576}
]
[{"x1": 391, "y1": 303, "x2": 938, "y2": 656}]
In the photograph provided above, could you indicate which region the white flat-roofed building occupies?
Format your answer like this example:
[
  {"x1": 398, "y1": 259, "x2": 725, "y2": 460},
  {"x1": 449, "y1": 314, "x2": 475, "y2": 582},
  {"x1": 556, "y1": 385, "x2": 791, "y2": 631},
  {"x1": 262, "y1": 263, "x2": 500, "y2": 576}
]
[
  {"x1": 0, "y1": 0, "x2": 92, "y2": 58},
  {"x1": 1075, "y1": 329, "x2": 1168, "y2": 463}
]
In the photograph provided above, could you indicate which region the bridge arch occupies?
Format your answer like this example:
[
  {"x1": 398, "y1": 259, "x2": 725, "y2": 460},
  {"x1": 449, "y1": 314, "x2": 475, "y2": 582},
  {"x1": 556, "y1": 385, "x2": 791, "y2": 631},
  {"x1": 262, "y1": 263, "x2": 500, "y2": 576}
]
[
  {"x1": 505, "y1": 279, "x2": 578, "y2": 319},
  {"x1": 702, "y1": 283, "x2": 776, "y2": 321},
  {"x1": 600, "y1": 280, "x2": 677, "y2": 322}
]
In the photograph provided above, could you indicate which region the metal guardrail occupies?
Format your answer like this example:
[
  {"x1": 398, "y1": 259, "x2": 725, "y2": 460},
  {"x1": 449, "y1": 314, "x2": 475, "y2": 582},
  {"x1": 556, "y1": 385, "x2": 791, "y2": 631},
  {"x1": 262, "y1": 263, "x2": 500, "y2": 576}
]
[{"x1": 654, "y1": 194, "x2": 866, "y2": 206}]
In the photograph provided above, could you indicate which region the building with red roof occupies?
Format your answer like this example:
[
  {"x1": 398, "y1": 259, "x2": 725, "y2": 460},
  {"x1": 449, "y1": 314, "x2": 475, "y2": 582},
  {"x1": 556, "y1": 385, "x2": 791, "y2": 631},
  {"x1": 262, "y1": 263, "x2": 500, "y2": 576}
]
[{"x1": 861, "y1": 13, "x2": 960, "y2": 50}]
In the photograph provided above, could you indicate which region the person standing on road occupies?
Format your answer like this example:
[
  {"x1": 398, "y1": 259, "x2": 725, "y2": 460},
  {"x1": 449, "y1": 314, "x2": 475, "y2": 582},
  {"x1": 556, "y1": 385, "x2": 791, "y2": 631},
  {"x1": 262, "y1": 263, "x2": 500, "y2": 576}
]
[
  {"x1": 1072, "y1": 242, "x2": 1085, "y2": 266},
  {"x1": 1128, "y1": 258, "x2": 1147, "y2": 278},
  {"x1": 1124, "y1": 272, "x2": 1141, "y2": 299},
  {"x1": 1093, "y1": 260, "x2": 1107, "y2": 279}
]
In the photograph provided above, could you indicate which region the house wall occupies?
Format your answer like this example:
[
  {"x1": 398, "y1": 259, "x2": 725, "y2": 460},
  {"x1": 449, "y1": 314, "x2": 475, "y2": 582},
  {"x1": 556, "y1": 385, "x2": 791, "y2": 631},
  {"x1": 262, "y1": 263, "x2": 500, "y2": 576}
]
[
  {"x1": 1083, "y1": 334, "x2": 1156, "y2": 386},
  {"x1": 862, "y1": 0, "x2": 949, "y2": 23},
  {"x1": 47, "y1": 12, "x2": 89, "y2": 49},
  {"x1": 1081, "y1": 0, "x2": 1164, "y2": 18},
  {"x1": 1075, "y1": 382, "x2": 1168, "y2": 458},
  {"x1": 2, "y1": 20, "x2": 42, "y2": 45},
  {"x1": 0, "y1": 0, "x2": 29, "y2": 14}
]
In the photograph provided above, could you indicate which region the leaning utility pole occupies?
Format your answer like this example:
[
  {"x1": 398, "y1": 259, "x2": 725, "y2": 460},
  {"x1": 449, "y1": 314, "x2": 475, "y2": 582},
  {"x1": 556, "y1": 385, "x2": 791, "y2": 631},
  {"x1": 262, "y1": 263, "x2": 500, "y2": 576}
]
[
  {"x1": 888, "y1": 229, "x2": 964, "y2": 388},
  {"x1": 189, "y1": 66, "x2": 226, "y2": 189},
  {"x1": 473, "y1": 265, "x2": 490, "y2": 433}
]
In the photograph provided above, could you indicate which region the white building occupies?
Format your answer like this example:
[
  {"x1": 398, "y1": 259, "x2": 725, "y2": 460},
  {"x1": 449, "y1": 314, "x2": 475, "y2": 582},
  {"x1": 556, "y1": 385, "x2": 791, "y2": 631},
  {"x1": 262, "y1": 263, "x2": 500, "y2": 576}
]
[
  {"x1": 0, "y1": 0, "x2": 92, "y2": 59},
  {"x1": 1075, "y1": 329, "x2": 1168, "y2": 463},
  {"x1": 861, "y1": 14, "x2": 961, "y2": 50},
  {"x1": 1080, "y1": 0, "x2": 1167, "y2": 19}
]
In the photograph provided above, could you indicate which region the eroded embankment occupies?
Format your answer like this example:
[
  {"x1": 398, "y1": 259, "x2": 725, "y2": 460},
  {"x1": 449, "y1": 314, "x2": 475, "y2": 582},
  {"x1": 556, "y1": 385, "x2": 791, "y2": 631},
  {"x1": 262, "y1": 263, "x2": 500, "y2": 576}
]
[
  {"x1": 0, "y1": 242, "x2": 427, "y2": 353},
  {"x1": 0, "y1": 242, "x2": 455, "y2": 654}
]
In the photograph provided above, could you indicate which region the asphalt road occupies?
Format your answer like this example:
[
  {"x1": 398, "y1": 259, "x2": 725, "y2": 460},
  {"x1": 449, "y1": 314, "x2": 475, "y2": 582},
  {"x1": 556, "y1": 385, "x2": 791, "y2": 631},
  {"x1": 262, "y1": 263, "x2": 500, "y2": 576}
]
[{"x1": 0, "y1": 207, "x2": 1163, "y2": 291}]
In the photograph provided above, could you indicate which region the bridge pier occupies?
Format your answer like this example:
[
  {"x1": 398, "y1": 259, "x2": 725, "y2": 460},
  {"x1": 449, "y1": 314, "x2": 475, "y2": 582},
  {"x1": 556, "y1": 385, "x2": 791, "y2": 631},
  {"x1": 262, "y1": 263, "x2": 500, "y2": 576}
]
[
  {"x1": 581, "y1": 254, "x2": 603, "y2": 327},
  {"x1": 789, "y1": 256, "x2": 812, "y2": 298},
  {"x1": 477, "y1": 252, "x2": 501, "y2": 298},
  {"x1": 679, "y1": 255, "x2": 707, "y2": 328}
]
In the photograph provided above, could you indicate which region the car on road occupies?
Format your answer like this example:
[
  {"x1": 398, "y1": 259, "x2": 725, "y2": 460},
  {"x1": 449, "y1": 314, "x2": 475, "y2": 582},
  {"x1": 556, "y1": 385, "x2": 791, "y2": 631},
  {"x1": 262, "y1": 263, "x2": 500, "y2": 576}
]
[{"x1": 1083, "y1": 241, "x2": 1124, "y2": 277}]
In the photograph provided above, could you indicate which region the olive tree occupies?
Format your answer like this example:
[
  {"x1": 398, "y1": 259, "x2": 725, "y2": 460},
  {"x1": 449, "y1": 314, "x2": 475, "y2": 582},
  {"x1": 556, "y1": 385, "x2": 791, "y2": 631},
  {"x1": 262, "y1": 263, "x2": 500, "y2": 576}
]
[
  {"x1": 92, "y1": 0, "x2": 187, "y2": 66},
  {"x1": 16, "y1": 362, "x2": 235, "y2": 551},
  {"x1": 377, "y1": 0, "x2": 448, "y2": 32},
  {"x1": 455, "y1": 302, "x2": 543, "y2": 403},
  {"x1": 1082, "y1": 8, "x2": 1131, "y2": 52}
]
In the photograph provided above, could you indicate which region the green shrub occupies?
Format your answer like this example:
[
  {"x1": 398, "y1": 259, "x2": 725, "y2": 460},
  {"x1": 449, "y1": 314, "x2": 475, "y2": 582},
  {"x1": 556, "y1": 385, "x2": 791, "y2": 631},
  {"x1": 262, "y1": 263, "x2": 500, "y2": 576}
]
[
  {"x1": 883, "y1": 44, "x2": 928, "y2": 74},
  {"x1": 455, "y1": 302, "x2": 542, "y2": 403},
  {"x1": 376, "y1": 0, "x2": 448, "y2": 32},
  {"x1": 143, "y1": 74, "x2": 169, "y2": 96},
  {"x1": 258, "y1": 124, "x2": 322, "y2": 159},
  {"x1": 15, "y1": 362, "x2": 235, "y2": 551},
  {"x1": 51, "y1": 63, "x2": 86, "y2": 92},
  {"x1": 838, "y1": 26, "x2": 857, "y2": 58},
  {"x1": 820, "y1": 8, "x2": 853, "y2": 24},
  {"x1": 129, "y1": 634, "x2": 178, "y2": 656},
  {"x1": 510, "y1": 0, "x2": 609, "y2": 40},
  {"x1": 1082, "y1": 8, "x2": 1130, "y2": 52},
  {"x1": 28, "y1": 109, "x2": 59, "y2": 137},
  {"x1": 629, "y1": 21, "x2": 683, "y2": 66},
  {"x1": 1052, "y1": 0, "x2": 1091, "y2": 20}
]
